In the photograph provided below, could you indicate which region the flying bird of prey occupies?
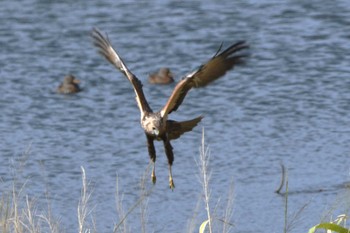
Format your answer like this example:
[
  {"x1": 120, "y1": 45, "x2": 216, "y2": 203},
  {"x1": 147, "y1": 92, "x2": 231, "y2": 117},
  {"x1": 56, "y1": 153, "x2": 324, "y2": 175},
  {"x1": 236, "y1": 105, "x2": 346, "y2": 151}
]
[{"x1": 91, "y1": 28, "x2": 248, "y2": 189}]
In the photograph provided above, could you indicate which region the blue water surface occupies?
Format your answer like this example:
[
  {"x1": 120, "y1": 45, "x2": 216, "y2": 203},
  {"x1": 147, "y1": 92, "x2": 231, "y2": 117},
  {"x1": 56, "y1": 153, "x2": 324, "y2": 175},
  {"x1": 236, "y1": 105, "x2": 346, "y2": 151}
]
[{"x1": 0, "y1": 0, "x2": 350, "y2": 232}]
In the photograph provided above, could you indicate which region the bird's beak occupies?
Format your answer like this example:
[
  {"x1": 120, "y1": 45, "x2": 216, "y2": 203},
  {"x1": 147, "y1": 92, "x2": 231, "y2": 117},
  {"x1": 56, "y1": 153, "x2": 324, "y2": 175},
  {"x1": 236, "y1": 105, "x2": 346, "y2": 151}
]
[
  {"x1": 73, "y1": 79, "x2": 80, "y2": 84},
  {"x1": 153, "y1": 129, "x2": 159, "y2": 136}
]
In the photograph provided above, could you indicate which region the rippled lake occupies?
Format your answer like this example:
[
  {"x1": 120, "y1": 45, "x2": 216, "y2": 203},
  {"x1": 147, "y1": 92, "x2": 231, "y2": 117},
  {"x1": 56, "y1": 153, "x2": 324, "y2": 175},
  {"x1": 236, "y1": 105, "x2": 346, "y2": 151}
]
[{"x1": 1, "y1": 0, "x2": 350, "y2": 232}]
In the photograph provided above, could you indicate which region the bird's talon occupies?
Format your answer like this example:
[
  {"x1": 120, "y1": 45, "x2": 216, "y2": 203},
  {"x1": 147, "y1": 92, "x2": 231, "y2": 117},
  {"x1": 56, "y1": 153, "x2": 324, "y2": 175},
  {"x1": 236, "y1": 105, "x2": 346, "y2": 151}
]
[
  {"x1": 169, "y1": 179, "x2": 175, "y2": 190},
  {"x1": 151, "y1": 175, "x2": 156, "y2": 184}
]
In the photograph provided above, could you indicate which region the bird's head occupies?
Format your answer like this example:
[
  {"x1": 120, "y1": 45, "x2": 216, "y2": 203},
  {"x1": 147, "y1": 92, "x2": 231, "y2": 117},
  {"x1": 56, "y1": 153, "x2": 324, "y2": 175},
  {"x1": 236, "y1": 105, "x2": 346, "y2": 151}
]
[
  {"x1": 64, "y1": 74, "x2": 80, "y2": 84},
  {"x1": 142, "y1": 114, "x2": 164, "y2": 138}
]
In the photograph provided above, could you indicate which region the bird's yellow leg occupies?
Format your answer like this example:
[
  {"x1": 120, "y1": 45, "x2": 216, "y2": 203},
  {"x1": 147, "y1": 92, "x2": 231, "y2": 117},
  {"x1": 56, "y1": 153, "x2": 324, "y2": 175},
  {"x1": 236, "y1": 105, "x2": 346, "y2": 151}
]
[
  {"x1": 168, "y1": 165, "x2": 175, "y2": 190},
  {"x1": 151, "y1": 162, "x2": 156, "y2": 184}
]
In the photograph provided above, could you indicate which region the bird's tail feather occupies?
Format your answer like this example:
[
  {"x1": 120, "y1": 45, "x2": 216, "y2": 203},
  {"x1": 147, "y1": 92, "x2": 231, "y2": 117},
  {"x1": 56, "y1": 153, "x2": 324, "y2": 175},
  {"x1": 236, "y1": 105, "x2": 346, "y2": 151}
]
[{"x1": 166, "y1": 116, "x2": 203, "y2": 140}]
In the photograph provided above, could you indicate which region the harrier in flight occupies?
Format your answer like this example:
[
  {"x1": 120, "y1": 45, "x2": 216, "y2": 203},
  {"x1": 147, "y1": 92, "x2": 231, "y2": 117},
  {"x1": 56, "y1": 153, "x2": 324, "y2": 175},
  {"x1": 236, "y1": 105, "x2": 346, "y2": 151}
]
[{"x1": 92, "y1": 28, "x2": 248, "y2": 189}]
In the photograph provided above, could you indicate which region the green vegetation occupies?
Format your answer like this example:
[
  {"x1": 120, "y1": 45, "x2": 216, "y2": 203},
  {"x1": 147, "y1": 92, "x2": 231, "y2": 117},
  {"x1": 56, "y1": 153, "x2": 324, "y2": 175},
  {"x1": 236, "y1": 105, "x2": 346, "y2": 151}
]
[{"x1": 308, "y1": 214, "x2": 349, "y2": 233}]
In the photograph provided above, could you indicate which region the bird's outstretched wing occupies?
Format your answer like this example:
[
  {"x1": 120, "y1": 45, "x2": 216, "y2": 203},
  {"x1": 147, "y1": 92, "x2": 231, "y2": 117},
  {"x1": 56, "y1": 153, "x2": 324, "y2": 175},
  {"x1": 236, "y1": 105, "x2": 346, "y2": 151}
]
[
  {"x1": 160, "y1": 41, "x2": 248, "y2": 117},
  {"x1": 91, "y1": 28, "x2": 152, "y2": 114}
]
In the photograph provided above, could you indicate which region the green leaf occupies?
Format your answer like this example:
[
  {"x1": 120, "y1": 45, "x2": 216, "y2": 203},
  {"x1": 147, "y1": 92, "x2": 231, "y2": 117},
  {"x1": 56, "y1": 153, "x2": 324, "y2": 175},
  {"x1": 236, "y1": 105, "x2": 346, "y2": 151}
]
[
  {"x1": 308, "y1": 222, "x2": 349, "y2": 233},
  {"x1": 199, "y1": 219, "x2": 210, "y2": 233}
]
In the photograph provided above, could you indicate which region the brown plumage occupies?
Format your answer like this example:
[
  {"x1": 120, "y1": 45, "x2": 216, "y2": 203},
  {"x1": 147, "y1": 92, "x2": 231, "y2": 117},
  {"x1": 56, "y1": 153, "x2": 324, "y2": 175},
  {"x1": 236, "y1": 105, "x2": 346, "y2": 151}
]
[
  {"x1": 57, "y1": 74, "x2": 81, "y2": 94},
  {"x1": 91, "y1": 28, "x2": 248, "y2": 189},
  {"x1": 148, "y1": 67, "x2": 174, "y2": 84}
]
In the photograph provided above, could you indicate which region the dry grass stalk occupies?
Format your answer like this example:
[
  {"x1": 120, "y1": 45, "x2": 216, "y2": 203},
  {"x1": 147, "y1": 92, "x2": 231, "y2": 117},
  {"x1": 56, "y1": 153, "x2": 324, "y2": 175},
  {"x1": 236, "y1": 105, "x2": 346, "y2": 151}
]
[
  {"x1": 222, "y1": 179, "x2": 235, "y2": 233},
  {"x1": 198, "y1": 128, "x2": 213, "y2": 233},
  {"x1": 78, "y1": 166, "x2": 93, "y2": 233},
  {"x1": 113, "y1": 168, "x2": 153, "y2": 233}
]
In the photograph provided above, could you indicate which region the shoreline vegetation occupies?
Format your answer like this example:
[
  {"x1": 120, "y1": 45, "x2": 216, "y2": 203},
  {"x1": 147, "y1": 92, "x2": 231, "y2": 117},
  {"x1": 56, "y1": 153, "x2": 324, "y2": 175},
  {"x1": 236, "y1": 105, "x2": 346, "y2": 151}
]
[{"x1": 0, "y1": 130, "x2": 349, "y2": 233}]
